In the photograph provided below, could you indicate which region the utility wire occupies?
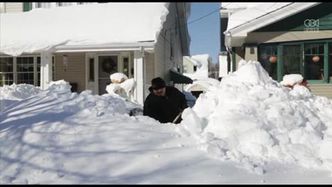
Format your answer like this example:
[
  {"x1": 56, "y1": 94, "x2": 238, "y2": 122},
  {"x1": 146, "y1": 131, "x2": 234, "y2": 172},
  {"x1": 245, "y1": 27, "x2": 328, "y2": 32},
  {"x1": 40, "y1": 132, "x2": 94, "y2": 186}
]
[
  {"x1": 188, "y1": 7, "x2": 221, "y2": 25},
  {"x1": 160, "y1": 5, "x2": 221, "y2": 45}
]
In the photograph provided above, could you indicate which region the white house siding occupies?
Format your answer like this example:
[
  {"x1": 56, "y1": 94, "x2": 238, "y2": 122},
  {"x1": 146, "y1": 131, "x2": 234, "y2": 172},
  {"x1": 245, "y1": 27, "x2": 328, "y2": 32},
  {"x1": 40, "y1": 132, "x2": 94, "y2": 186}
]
[
  {"x1": 183, "y1": 56, "x2": 195, "y2": 74},
  {"x1": 234, "y1": 47, "x2": 245, "y2": 71},
  {"x1": 0, "y1": 3, "x2": 4, "y2": 13},
  {"x1": 54, "y1": 53, "x2": 86, "y2": 92},
  {"x1": 0, "y1": 3, "x2": 23, "y2": 13},
  {"x1": 244, "y1": 46, "x2": 258, "y2": 61},
  {"x1": 153, "y1": 3, "x2": 186, "y2": 84},
  {"x1": 144, "y1": 52, "x2": 155, "y2": 89}
]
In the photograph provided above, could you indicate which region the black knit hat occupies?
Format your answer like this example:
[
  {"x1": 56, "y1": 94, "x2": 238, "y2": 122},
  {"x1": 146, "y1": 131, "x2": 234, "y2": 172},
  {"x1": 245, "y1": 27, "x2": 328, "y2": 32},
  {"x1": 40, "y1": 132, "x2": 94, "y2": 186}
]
[{"x1": 151, "y1": 77, "x2": 166, "y2": 90}]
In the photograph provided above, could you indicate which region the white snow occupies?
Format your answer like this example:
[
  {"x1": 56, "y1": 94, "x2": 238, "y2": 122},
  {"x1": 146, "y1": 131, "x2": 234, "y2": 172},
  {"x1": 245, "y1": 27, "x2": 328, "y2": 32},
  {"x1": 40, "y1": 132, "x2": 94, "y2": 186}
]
[
  {"x1": 106, "y1": 76, "x2": 136, "y2": 102},
  {"x1": 0, "y1": 83, "x2": 41, "y2": 101},
  {"x1": 183, "y1": 54, "x2": 217, "y2": 94},
  {"x1": 179, "y1": 60, "x2": 332, "y2": 176},
  {"x1": 110, "y1": 73, "x2": 128, "y2": 83},
  {"x1": 184, "y1": 78, "x2": 220, "y2": 92},
  {"x1": 184, "y1": 54, "x2": 211, "y2": 80},
  {"x1": 2, "y1": 61, "x2": 332, "y2": 184},
  {"x1": 0, "y1": 3, "x2": 169, "y2": 56},
  {"x1": 280, "y1": 74, "x2": 304, "y2": 87}
]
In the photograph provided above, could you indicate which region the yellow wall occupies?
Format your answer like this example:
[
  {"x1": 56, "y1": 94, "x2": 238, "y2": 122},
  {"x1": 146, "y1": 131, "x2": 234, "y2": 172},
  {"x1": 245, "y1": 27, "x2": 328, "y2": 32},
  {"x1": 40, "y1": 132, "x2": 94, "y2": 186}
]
[{"x1": 54, "y1": 53, "x2": 86, "y2": 92}]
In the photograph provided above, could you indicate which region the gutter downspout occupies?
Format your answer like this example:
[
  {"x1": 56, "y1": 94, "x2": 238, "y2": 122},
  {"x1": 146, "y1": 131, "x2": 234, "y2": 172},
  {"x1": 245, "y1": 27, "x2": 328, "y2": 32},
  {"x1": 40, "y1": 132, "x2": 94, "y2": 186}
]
[{"x1": 133, "y1": 46, "x2": 145, "y2": 105}]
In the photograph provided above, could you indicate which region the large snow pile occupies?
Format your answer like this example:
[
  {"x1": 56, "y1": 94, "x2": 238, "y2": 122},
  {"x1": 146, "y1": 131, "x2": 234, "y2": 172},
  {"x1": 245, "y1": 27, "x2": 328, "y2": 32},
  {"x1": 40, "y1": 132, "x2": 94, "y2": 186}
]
[
  {"x1": 3, "y1": 68, "x2": 332, "y2": 183},
  {"x1": 110, "y1": 72, "x2": 128, "y2": 83},
  {"x1": 0, "y1": 84, "x2": 42, "y2": 110},
  {"x1": 0, "y1": 84, "x2": 42, "y2": 101},
  {"x1": 106, "y1": 73, "x2": 136, "y2": 102},
  {"x1": 178, "y1": 60, "x2": 332, "y2": 174},
  {"x1": 184, "y1": 78, "x2": 220, "y2": 92},
  {"x1": 280, "y1": 74, "x2": 304, "y2": 86},
  {"x1": 0, "y1": 80, "x2": 138, "y2": 117}
]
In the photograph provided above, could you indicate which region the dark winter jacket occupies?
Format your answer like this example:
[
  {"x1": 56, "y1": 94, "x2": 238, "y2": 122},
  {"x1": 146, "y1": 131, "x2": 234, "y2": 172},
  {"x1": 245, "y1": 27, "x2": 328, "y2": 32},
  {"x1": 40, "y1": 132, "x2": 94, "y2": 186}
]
[{"x1": 143, "y1": 86, "x2": 188, "y2": 124}]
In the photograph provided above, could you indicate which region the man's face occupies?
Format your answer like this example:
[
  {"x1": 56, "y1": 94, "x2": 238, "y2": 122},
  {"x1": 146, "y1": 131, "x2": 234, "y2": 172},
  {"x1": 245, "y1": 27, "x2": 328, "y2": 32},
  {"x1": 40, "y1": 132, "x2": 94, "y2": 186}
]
[{"x1": 153, "y1": 87, "x2": 166, "y2": 97}]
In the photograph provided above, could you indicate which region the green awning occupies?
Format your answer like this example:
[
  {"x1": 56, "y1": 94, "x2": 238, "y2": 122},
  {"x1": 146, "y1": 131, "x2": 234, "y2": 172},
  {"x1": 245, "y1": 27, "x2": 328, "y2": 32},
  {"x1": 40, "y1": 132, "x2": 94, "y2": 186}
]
[{"x1": 169, "y1": 70, "x2": 193, "y2": 84}]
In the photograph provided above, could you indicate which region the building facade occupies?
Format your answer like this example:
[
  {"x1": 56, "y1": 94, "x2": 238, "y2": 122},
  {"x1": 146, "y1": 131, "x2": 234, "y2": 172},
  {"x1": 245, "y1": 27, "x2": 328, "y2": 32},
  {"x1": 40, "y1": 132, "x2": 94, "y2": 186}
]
[
  {"x1": 220, "y1": 3, "x2": 332, "y2": 98},
  {"x1": 0, "y1": 3, "x2": 191, "y2": 105}
]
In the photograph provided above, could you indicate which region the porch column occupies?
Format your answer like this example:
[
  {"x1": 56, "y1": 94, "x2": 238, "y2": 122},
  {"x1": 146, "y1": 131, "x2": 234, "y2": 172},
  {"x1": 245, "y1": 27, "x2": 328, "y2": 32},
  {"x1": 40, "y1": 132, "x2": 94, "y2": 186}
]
[
  {"x1": 40, "y1": 52, "x2": 53, "y2": 90},
  {"x1": 324, "y1": 42, "x2": 329, "y2": 83},
  {"x1": 134, "y1": 48, "x2": 145, "y2": 106},
  {"x1": 277, "y1": 45, "x2": 283, "y2": 82}
]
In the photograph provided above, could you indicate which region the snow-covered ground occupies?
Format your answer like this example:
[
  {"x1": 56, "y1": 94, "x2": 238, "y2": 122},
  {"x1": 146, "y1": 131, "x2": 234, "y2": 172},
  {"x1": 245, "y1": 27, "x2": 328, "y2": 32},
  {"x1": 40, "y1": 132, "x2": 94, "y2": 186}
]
[{"x1": 1, "y1": 61, "x2": 332, "y2": 184}]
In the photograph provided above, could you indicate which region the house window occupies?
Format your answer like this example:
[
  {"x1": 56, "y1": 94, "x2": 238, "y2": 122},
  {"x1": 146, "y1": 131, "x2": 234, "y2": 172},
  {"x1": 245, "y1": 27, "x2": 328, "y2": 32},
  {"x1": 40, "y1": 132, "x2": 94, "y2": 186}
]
[
  {"x1": 37, "y1": 57, "x2": 41, "y2": 86},
  {"x1": 304, "y1": 43, "x2": 324, "y2": 80},
  {"x1": 17, "y1": 57, "x2": 34, "y2": 85},
  {"x1": 123, "y1": 57, "x2": 129, "y2": 77},
  {"x1": 0, "y1": 55, "x2": 48, "y2": 86},
  {"x1": 258, "y1": 45, "x2": 277, "y2": 80},
  {"x1": 0, "y1": 57, "x2": 14, "y2": 86},
  {"x1": 89, "y1": 58, "x2": 95, "y2": 82},
  {"x1": 283, "y1": 45, "x2": 302, "y2": 76},
  {"x1": 52, "y1": 56, "x2": 55, "y2": 81}
]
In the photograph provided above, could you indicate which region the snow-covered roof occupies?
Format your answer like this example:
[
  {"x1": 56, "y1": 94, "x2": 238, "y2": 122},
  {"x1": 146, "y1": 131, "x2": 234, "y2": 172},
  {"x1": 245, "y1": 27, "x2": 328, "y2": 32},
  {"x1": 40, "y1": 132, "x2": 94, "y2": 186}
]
[
  {"x1": 0, "y1": 3, "x2": 170, "y2": 56},
  {"x1": 223, "y1": 2, "x2": 320, "y2": 47}
]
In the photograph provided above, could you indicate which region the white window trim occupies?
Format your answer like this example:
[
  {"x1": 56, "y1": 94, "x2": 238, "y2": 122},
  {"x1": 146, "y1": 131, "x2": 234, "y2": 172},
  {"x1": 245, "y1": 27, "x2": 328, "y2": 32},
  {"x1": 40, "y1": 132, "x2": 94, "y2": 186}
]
[{"x1": 0, "y1": 54, "x2": 42, "y2": 86}]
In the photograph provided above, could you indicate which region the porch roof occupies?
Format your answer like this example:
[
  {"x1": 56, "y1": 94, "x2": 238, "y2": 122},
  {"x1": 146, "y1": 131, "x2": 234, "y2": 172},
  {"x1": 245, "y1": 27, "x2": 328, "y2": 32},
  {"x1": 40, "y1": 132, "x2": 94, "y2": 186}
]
[
  {"x1": 0, "y1": 3, "x2": 169, "y2": 56},
  {"x1": 224, "y1": 2, "x2": 320, "y2": 48}
]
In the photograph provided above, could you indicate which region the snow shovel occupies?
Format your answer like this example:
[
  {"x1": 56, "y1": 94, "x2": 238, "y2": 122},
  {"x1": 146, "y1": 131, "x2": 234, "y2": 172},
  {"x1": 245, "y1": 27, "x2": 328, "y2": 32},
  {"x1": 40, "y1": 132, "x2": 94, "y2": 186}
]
[
  {"x1": 172, "y1": 111, "x2": 183, "y2": 124},
  {"x1": 129, "y1": 108, "x2": 143, "y2": 116}
]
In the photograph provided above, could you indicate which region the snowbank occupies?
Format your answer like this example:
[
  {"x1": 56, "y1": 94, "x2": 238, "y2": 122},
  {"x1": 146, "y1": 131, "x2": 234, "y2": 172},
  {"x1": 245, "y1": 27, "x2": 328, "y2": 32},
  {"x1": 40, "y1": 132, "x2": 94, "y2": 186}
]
[
  {"x1": 3, "y1": 64, "x2": 332, "y2": 183},
  {"x1": 178, "y1": 60, "x2": 332, "y2": 174},
  {"x1": 184, "y1": 78, "x2": 220, "y2": 92},
  {"x1": 106, "y1": 77, "x2": 136, "y2": 102},
  {"x1": 184, "y1": 54, "x2": 211, "y2": 80},
  {"x1": 280, "y1": 74, "x2": 304, "y2": 86},
  {"x1": 0, "y1": 80, "x2": 139, "y2": 116},
  {"x1": 110, "y1": 72, "x2": 128, "y2": 83},
  {"x1": 0, "y1": 84, "x2": 42, "y2": 100}
]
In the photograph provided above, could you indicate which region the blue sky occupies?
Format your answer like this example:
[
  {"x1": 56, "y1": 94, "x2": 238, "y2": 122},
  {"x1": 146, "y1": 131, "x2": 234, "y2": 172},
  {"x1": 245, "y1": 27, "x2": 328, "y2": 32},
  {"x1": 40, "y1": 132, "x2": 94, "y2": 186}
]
[{"x1": 188, "y1": 3, "x2": 220, "y2": 64}]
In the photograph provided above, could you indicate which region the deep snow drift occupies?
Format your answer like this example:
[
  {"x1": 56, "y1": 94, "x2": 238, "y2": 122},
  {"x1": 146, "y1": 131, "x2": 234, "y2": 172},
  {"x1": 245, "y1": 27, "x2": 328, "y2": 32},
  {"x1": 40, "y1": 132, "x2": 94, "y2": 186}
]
[
  {"x1": 179, "y1": 60, "x2": 332, "y2": 174},
  {"x1": 2, "y1": 60, "x2": 332, "y2": 184}
]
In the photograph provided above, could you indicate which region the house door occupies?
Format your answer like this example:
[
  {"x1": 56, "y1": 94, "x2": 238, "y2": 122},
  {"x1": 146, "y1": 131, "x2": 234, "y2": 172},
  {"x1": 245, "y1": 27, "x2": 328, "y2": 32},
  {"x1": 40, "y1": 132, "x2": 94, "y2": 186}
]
[{"x1": 98, "y1": 56, "x2": 118, "y2": 94}]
